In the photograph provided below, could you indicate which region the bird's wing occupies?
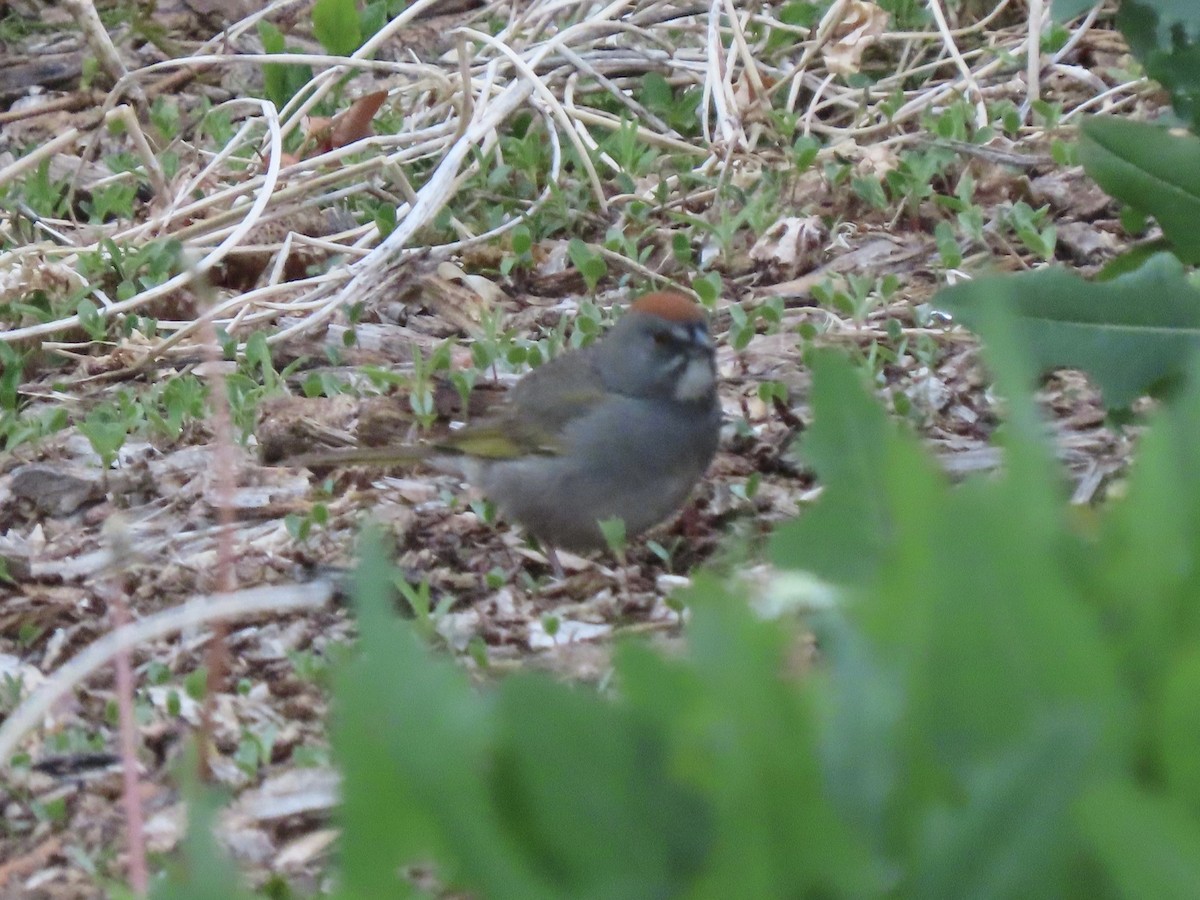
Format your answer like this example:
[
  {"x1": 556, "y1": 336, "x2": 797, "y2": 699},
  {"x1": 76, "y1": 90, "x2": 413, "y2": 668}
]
[
  {"x1": 285, "y1": 443, "x2": 433, "y2": 468},
  {"x1": 441, "y1": 351, "x2": 608, "y2": 459}
]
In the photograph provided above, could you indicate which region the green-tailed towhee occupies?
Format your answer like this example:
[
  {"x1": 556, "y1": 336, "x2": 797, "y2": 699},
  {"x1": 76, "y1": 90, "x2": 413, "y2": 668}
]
[{"x1": 293, "y1": 291, "x2": 721, "y2": 562}]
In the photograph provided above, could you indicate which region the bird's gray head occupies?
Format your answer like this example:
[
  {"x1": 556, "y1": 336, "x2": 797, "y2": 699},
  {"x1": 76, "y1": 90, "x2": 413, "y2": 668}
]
[{"x1": 597, "y1": 291, "x2": 717, "y2": 404}]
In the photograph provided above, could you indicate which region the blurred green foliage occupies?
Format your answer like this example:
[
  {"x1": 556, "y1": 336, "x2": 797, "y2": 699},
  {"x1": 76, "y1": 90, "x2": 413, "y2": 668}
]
[
  {"x1": 162, "y1": 324, "x2": 1200, "y2": 896},
  {"x1": 937, "y1": 253, "x2": 1200, "y2": 411}
]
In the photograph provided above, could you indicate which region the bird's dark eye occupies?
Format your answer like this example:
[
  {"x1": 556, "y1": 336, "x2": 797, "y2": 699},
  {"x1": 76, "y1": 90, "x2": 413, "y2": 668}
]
[{"x1": 653, "y1": 331, "x2": 672, "y2": 346}]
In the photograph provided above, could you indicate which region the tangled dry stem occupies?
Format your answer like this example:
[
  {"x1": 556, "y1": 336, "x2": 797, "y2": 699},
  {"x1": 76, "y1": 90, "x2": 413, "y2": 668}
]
[{"x1": 0, "y1": 0, "x2": 1142, "y2": 364}]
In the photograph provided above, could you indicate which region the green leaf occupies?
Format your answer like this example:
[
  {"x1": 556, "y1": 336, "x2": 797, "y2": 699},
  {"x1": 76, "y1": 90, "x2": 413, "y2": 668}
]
[
  {"x1": 960, "y1": 291, "x2": 1061, "y2": 495},
  {"x1": 76, "y1": 298, "x2": 104, "y2": 338},
  {"x1": 1114, "y1": 0, "x2": 1200, "y2": 130},
  {"x1": 1080, "y1": 367, "x2": 1200, "y2": 678},
  {"x1": 766, "y1": 0, "x2": 819, "y2": 53},
  {"x1": 313, "y1": 0, "x2": 363, "y2": 56},
  {"x1": 692, "y1": 271, "x2": 721, "y2": 306},
  {"x1": 769, "y1": 349, "x2": 940, "y2": 585},
  {"x1": 874, "y1": 448, "x2": 1115, "y2": 778},
  {"x1": 795, "y1": 316, "x2": 1118, "y2": 787},
  {"x1": 1094, "y1": 352, "x2": 1200, "y2": 675},
  {"x1": 491, "y1": 676, "x2": 711, "y2": 899},
  {"x1": 913, "y1": 713, "x2": 1099, "y2": 899},
  {"x1": 1079, "y1": 780, "x2": 1200, "y2": 900},
  {"x1": 1159, "y1": 645, "x2": 1200, "y2": 810},
  {"x1": 638, "y1": 71, "x2": 672, "y2": 111},
  {"x1": 597, "y1": 516, "x2": 627, "y2": 556},
  {"x1": 1053, "y1": 0, "x2": 1105, "y2": 21},
  {"x1": 935, "y1": 253, "x2": 1200, "y2": 409},
  {"x1": 812, "y1": 612, "x2": 901, "y2": 850},
  {"x1": 360, "y1": 0, "x2": 389, "y2": 39},
  {"x1": 1079, "y1": 116, "x2": 1200, "y2": 262},
  {"x1": 0, "y1": 343, "x2": 22, "y2": 410},
  {"x1": 1096, "y1": 241, "x2": 1172, "y2": 280},
  {"x1": 80, "y1": 410, "x2": 127, "y2": 467},
  {"x1": 567, "y1": 239, "x2": 606, "y2": 293},
  {"x1": 257, "y1": 21, "x2": 288, "y2": 108},
  {"x1": 256, "y1": 21, "x2": 313, "y2": 110},
  {"x1": 333, "y1": 529, "x2": 548, "y2": 897},
  {"x1": 619, "y1": 585, "x2": 881, "y2": 896},
  {"x1": 243, "y1": 331, "x2": 272, "y2": 376},
  {"x1": 511, "y1": 224, "x2": 532, "y2": 255}
]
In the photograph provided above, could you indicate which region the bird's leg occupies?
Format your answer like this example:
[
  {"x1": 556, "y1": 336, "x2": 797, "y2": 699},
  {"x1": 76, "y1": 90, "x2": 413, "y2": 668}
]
[{"x1": 545, "y1": 545, "x2": 565, "y2": 580}]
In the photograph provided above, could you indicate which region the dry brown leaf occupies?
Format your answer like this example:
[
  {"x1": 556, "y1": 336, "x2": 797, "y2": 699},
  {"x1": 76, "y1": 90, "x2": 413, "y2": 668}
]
[
  {"x1": 299, "y1": 115, "x2": 334, "y2": 158},
  {"x1": 731, "y1": 69, "x2": 772, "y2": 125},
  {"x1": 330, "y1": 90, "x2": 389, "y2": 149},
  {"x1": 838, "y1": 139, "x2": 899, "y2": 178},
  {"x1": 1056, "y1": 220, "x2": 1121, "y2": 263},
  {"x1": 749, "y1": 216, "x2": 827, "y2": 274},
  {"x1": 0, "y1": 256, "x2": 84, "y2": 309},
  {"x1": 276, "y1": 828, "x2": 339, "y2": 871},
  {"x1": 823, "y1": 0, "x2": 888, "y2": 76}
]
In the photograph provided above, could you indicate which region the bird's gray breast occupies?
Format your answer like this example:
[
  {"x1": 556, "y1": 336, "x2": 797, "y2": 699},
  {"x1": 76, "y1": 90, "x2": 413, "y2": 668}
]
[{"x1": 477, "y1": 395, "x2": 719, "y2": 551}]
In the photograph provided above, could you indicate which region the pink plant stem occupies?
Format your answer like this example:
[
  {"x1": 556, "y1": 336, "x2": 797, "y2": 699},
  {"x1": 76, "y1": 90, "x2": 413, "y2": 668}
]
[
  {"x1": 195, "y1": 287, "x2": 239, "y2": 780},
  {"x1": 106, "y1": 578, "x2": 148, "y2": 895}
]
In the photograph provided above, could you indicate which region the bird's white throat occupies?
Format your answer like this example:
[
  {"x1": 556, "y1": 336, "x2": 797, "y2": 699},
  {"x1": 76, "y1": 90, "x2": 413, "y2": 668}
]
[{"x1": 673, "y1": 357, "x2": 714, "y2": 401}]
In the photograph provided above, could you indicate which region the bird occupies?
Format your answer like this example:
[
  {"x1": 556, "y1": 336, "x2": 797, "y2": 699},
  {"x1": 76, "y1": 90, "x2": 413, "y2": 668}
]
[{"x1": 291, "y1": 290, "x2": 721, "y2": 573}]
